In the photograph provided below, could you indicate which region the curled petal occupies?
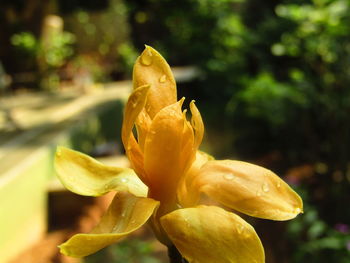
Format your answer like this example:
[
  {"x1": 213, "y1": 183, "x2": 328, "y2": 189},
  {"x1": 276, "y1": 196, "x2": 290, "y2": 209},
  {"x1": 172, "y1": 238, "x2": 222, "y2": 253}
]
[
  {"x1": 177, "y1": 151, "x2": 213, "y2": 207},
  {"x1": 194, "y1": 160, "x2": 303, "y2": 220},
  {"x1": 189, "y1": 100, "x2": 204, "y2": 150},
  {"x1": 135, "y1": 109, "x2": 152, "y2": 151},
  {"x1": 179, "y1": 111, "x2": 195, "y2": 175},
  {"x1": 121, "y1": 84, "x2": 149, "y2": 150},
  {"x1": 161, "y1": 206, "x2": 265, "y2": 263},
  {"x1": 59, "y1": 191, "x2": 159, "y2": 257},
  {"x1": 133, "y1": 45, "x2": 177, "y2": 118},
  {"x1": 144, "y1": 99, "x2": 191, "y2": 200},
  {"x1": 55, "y1": 147, "x2": 148, "y2": 197},
  {"x1": 121, "y1": 85, "x2": 150, "y2": 182}
]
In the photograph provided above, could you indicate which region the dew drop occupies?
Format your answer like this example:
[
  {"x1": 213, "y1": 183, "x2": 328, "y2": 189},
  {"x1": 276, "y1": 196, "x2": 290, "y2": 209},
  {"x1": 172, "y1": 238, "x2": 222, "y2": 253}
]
[
  {"x1": 140, "y1": 49, "x2": 153, "y2": 66},
  {"x1": 121, "y1": 178, "x2": 128, "y2": 183},
  {"x1": 184, "y1": 217, "x2": 190, "y2": 227},
  {"x1": 262, "y1": 182, "x2": 270, "y2": 192},
  {"x1": 121, "y1": 212, "x2": 126, "y2": 217},
  {"x1": 256, "y1": 190, "x2": 262, "y2": 197},
  {"x1": 237, "y1": 224, "x2": 244, "y2": 234},
  {"x1": 159, "y1": 75, "x2": 167, "y2": 83},
  {"x1": 294, "y1": 207, "x2": 301, "y2": 214},
  {"x1": 276, "y1": 181, "x2": 281, "y2": 188},
  {"x1": 223, "y1": 173, "x2": 235, "y2": 181}
]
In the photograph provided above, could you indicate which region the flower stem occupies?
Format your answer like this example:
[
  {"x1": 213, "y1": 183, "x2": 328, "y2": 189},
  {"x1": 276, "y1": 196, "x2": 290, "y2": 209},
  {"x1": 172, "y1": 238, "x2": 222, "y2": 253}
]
[{"x1": 167, "y1": 245, "x2": 189, "y2": 263}]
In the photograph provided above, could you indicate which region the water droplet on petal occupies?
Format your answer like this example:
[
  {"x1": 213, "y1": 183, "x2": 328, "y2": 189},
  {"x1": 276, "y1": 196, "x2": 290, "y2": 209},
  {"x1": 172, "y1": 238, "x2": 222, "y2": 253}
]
[
  {"x1": 256, "y1": 190, "x2": 262, "y2": 197},
  {"x1": 276, "y1": 181, "x2": 281, "y2": 188},
  {"x1": 237, "y1": 224, "x2": 244, "y2": 234},
  {"x1": 121, "y1": 178, "x2": 128, "y2": 183},
  {"x1": 262, "y1": 182, "x2": 270, "y2": 192},
  {"x1": 223, "y1": 173, "x2": 235, "y2": 181},
  {"x1": 159, "y1": 75, "x2": 167, "y2": 83},
  {"x1": 294, "y1": 207, "x2": 301, "y2": 214},
  {"x1": 140, "y1": 49, "x2": 153, "y2": 66}
]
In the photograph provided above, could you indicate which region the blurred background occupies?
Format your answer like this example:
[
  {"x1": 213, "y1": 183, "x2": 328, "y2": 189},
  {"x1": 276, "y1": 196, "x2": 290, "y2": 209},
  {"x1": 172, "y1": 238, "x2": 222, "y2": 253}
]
[{"x1": 1, "y1": 0, "x2": 350, "y2": 262}]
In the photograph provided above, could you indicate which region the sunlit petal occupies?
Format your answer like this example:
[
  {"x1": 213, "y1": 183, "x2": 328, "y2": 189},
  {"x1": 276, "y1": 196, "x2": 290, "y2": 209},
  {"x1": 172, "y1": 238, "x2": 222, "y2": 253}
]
[
  {"x1": 161, "y1": 205, "x2": 265, "y2": 263},
  {"x1": 135, "y1": 109, "x2": 152, "y2": 151},
  {"x1": 179, "y1": 111, "x2": 195, "y2": 175},
  {"x1": 193, "y1": 160, "x2": 303, "y2": 220},
  {"x1": 59, "y1": 191, "x2": 159, "y2": 257},
  {"x1": 144, "y1": 99, "x2": 189, "y2": 200},
  {"x1": 55, "y1": 147, "x2": 148, "y2": 197},
  {"x1": 133, "y1": 45, "x2": 177, "y2": 118},
  {"x1": 177, "y1": 151, "x2": 213, "y2": 207},
  {"x1": 121, "y1": 85, "x2": 150, "y2": 183},
  {"x1": 189, "y1": 100, "x2": 204, "y2": 150},
  {"x1": 121, "y1": 84, "x2": 149, "y2": 150}
]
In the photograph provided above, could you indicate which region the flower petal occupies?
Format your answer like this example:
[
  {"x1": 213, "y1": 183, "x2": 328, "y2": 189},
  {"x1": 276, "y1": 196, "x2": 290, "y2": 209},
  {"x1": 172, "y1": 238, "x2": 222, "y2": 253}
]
[
  {"x1": 194, "y1": 160, "x2": 303, "y2": 220},
  {"x1": 121, "y1": 84, "x2": 149, "y2": 150},
  {"x1": 59, "y1": 191, "x2": 159, "y2": 257},
  {"x1": 177, "y1": 151, "x2": 213, "y2": 207},
  {"x1": 144, "y1": 99, "x2": 190, "y2": 199},
  {"x1": 55, "y1": 147, "x2": 148, "y2": 197},
  {"x1": 161, "y1": 206, "x2": 265, "y2": 263},
  {"x1": 135, "y1": 109, "x2": 152, "y2": 152},
  {"x1": 189, "y1": 100, "x2": 204, "y2": 150},
  {"x1": 121, "y1": 85, "x2": 150, "y2": 183},
  {"x1": 133, "y1": 45, "x2": 177, "y2": 118}
]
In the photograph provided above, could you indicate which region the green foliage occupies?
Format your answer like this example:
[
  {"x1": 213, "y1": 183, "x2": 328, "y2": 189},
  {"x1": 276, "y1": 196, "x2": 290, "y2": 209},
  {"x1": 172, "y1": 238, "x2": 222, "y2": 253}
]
[
  {"x1": 128, "y1": 0, "x2": 350, "y2": 167},
  {"x1": 10, "y1": 30, "x2": 75, "y2": 69},
  {"x1": 85, "y1": 239, "x2": 161, "y2": 263},
  {"x1": 11, "y1": 32, "x2": 38, "y2": 55},
  {"x1": 43, "y1": 31, "x2": 76, "y2": 68},
  {"x1": 286, "y1": 189, "x2": 350, "y2": 263}
]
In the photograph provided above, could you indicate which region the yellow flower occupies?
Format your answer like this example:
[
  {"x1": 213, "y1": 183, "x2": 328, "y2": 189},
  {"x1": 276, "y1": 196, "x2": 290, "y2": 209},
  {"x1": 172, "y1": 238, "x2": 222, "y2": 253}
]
[{"x1": 55, "y1": 46, "x2": 303, "y2": 262}]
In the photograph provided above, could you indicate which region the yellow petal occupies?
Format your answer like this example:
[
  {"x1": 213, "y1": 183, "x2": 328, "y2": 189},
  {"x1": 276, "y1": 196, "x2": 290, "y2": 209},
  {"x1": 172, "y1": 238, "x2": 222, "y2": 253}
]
[
  {"x1": 133, "y1": 45, "x2": 177, "y2": 118},
  {"x1": 121, "y1": 85, "x2": 150, "y2": 183},
  {"x1": 135, "y1": 109, "x2": 152, "y2": 151},
  {"x1": 144, "y1": 99, "x2": 191, "y2": 200},
  {"x1": 194, "y1": 160, "x2": 303, "y2": 220},
  {"x1": 55, "y1": 147, "x2": 148, "y2": 197},
  {"x1": 161, "y1": 206, "x2": 265, "y2": 263},
  {"x1": 179, "y1": 110, "x2": 195, "y2": 174},
  {"x1": 177, "y1": 151, "x2": 213, "y2": 207},
  {"x1": 59, "y1": 191, "x2": 159, "y2": 257},
  {"x1": 189, "y1": 100, "x2": 204, "y2": 150},
  {"x1": 121, "y1": 84, "x2": 149, "y2": 150}
]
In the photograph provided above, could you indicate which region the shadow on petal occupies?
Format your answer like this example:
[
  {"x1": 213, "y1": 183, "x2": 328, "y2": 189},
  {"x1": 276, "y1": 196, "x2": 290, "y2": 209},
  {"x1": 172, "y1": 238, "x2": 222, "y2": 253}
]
[
  {"x1": 161, "y1": 205, "x2": 265, "y2": 263},
  {"x1": 59, "y1": 191, "x2": 159, "y2": 257},
  {"x1": 55, "y1": 147, "x2": 148, "y2": 197}
]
